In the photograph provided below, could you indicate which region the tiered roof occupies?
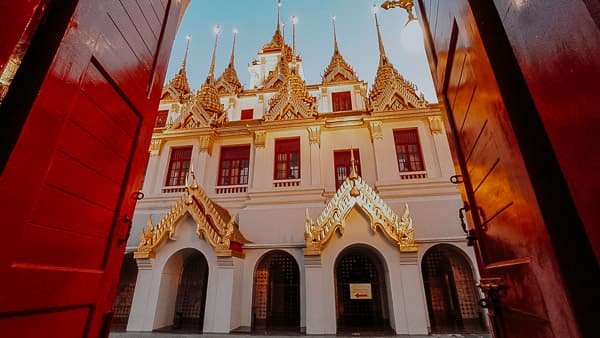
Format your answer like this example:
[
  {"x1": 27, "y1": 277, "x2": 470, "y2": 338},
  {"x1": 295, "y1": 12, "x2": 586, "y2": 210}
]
[
  {"x1": 322, "y1": 18, "x2": 358, "y2": 83},
  {"x1": 368, "y1": 13, "x2": 426, "y2": 111},
  {"x1": 216, "y1": 31, "x2": 243, "y2": 95},
  {"x1": 161, "y1": 37, "x2": 192, "y2": 101}
]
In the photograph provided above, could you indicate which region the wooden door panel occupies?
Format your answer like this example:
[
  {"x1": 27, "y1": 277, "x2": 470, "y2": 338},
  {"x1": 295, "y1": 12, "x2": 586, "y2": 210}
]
[
  {"x1": 416, "y1": 0, "x2": 583, "y2": 337},
  {"x1": 0, "y1": 307, "x2": 90, "y2": 338},
  {"x1": 0, "y1": 0, "x2": 183, "y2": 336}
]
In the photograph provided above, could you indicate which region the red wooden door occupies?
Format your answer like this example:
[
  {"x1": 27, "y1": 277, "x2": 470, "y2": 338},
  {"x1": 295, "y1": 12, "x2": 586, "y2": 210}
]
[
  {"x1": 0, "y1": 0, "x2": 184, "y2": 337},
  {"x1": 415, "y1": 1, "x2": 596, "y2": 337}
]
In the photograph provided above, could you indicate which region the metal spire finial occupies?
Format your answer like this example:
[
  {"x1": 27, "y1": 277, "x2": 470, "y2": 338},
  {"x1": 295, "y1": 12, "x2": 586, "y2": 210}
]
[
  {"x1": 207, "y1": 24, "x2": 221, "y2": 85},
  {"x1": 229, "y1": 28, "x2": 238, "y2": 67},
  {"x1": 372, "y1": 6, "x2": 389, "y2": 65},
  {"x1": 276, "y1": 0, "x2": 282, "y2": 32},
  {"x1": 291, "y1": 16, "x2": 298, "y2": 70},
  {"x1": 180, "y1": 34, "x2": 191, "y2": 73},
  {"x1": 332, "y1": 16, "x2": 339, "y2": 55}
]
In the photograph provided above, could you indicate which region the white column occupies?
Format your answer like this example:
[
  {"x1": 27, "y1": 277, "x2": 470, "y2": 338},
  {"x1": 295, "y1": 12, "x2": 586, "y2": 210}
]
[
  {"x1": 204, "y1": 256, "x2": 236, "y2": 333},
  {"x1": 397, "y1": 252, "x2": 429, "y2": 335},
  {"x1": 307, "y1": 126, "x2": 321, "y2": 186},
  {"x1": 428, "y1": 116, "x2": 455, "y2": 178},
  {"x1": 127, "y1": 259, "x2": 162, "y2": 331},
  {"x1": 304, "y1": 255, "x2": 336, "y2": 334},
  {"x1": 251, "y1": 130, "x2": 268, "y2": 189},
  {"x1": 369, "y1": 121, "x2": 385, "y2": 181}
]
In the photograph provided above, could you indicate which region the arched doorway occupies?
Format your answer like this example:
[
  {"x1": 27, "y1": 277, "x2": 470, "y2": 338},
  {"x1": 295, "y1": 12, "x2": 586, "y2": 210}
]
[
  {"x1": 422, "y1": 244, "x2": 486, "y2": 333},
  {"x1": 335, "y1": 245, "x2": 391, "y2": 334},
  {"x1": 111, "y1": 252, "x2": 138, "y2": 331},
  {"x1": 172, "y1": 251, "x2": 209, "y2": 332},
  {"x1": 252, "y1": 250, "x2": 300, "y2": 334}
]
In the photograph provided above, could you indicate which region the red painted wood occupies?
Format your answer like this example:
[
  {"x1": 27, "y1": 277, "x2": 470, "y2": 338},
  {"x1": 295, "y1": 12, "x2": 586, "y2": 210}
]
[
  {"x1": 492, "y1": 0, "x2": 600, "y2": 263},
  {"x1": 0, "y1": 0, "x2": 184, "y2": 336},
  {"x1": 416, "y1": 0, "x2": 599, "y2": 337}
]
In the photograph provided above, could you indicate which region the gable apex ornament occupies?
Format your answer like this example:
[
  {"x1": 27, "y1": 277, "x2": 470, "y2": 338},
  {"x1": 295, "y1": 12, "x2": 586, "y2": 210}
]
[{"x1": 304, "y1": 174, "x2": 417, "y2": 256}]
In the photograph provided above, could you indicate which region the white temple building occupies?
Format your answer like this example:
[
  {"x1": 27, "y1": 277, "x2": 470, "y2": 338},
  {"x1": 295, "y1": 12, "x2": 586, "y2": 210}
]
[{"x1": 110, "y1": 6, "x2": 488, "y2": 336}]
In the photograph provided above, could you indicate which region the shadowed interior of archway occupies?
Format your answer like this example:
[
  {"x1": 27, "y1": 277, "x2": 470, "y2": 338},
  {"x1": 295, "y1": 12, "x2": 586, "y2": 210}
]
[
  {"x1": 111, "y1": 253, "x2": 138, "y2": 331},
  {"x1": 252, "y1": 250, "x2": 301, "y2": 334},
  {"x1": 334, "y1": 245, "x2": 393, "y2": 335},
  {"x1": 422, "y1": 244, "x2": 487, "y2": 333},
  {"x1": 170, "y1": 251, "x2": 209, "y2": 332}
]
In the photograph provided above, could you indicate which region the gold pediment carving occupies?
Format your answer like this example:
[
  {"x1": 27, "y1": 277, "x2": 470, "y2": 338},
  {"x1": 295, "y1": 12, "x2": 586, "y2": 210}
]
[
  {"x1": 304, "y1": 175, "x2": 417, "y2": 255},
  {"x1": 135, "y1": 172, "x2": 248, "y2": 259}
]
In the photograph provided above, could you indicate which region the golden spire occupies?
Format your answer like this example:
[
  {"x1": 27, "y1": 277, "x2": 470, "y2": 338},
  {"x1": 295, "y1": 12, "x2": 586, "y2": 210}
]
[
  {"x1": 228, "y1": 28, "x2": 237, "y2": 68},
  {"x1": 372, "y1": 6, "x2": 389, "y2": 66},
  {"x1": 162, "y1": 35, "x2": 192, "y2": 100},
  {"x1": 291, "y1": 15, "x2": 298, "y2": 73},
  {"x1": 180, "y1": 34, "x2": 191, "y2": 74},
  {"x1": 277, "y1": 0, "x2": 282, "y2": 33},
  {"x1": 332, "y1": 16, "x2": 339, "y2": 55},
  {"x1": 322, "y1": 16, "x2": 358, "y2": 84},
  {"x1": 206, "y1": 24, "x2": 221, "y2": 85},
  {"x1": 215, "y1": 28, "x2": 243, "y2": 95}
]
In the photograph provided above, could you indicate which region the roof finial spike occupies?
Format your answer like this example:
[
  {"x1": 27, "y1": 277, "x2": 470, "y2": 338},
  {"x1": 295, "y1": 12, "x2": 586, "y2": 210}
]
[
  {"x1": 349, "y1": 147, "x2": 358, "y2": 180},
  {"x1": 332, "y1": 16, "x2": 339, "y2": 55},
  {"x1": 291, "y1": 16, "x2": 298, "y2": 71},
  {"x1": 229, "y1": 28, "x2": 238, "y2": 67},
  {"x1": 372, "y1": 5, "x2": 388, "y2": 66},
  {"x1": 276, "y1": 0, "x2": 282, "y2": 32},
  {"x1": 180, "y1": 34, "x2": 191, "y2": 73},
  {"x1": 207, "y1": 24, "x2": 221, "y2": 85}
]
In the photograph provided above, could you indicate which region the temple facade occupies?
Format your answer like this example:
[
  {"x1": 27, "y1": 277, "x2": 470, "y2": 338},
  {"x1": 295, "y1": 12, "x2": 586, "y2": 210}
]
[{"x1": 112, "y1": 8, "x2": 487, "y2": 336}]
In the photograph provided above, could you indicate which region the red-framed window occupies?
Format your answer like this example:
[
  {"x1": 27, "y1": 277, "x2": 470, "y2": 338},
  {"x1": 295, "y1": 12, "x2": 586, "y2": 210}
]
[
  {"x1": 218, "y1": 145, "x2": 251, "y2": 186},
  {"x1": 274, "y1": 138, "x2": 300, "y2": 180},
  {"x1": 334, "y1": 149, "x2": 361, "y2": 190},
  {"x1": 155, "y1": 109, "x2": 169, "y2": 128},
  {"x1": 165, "y1": 147, "x2": 192, "y2": 186},
  {"x1": 241, "y1": 109, "x2": 254, "y2": 120},
  {"x1": 393, "y1": 129, "x2": 424, "y2": 172},
  {"x1": 331, "y1": 91, "x2": 352, "y2": 112}
]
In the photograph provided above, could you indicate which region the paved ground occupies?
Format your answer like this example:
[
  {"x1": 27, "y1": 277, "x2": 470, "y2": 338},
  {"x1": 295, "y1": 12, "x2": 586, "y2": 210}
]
[{"x1": 110, "y1": 333, "x2": 491, "y2": 338}]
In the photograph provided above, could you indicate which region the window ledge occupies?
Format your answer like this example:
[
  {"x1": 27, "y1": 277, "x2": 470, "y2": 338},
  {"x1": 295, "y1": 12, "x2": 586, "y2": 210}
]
[
  {"x1": 273, "y1": 178, "x2": 301, "y2": 188},
  {"x1": 161, "y1": 186, "x2": 186, "y2": 193},
  {"x1": 399, "y1": 171, "x2": 428, "y2": 180},
  {"x1": 215, "y1": 185, "x2": 248, "y2": 194}
]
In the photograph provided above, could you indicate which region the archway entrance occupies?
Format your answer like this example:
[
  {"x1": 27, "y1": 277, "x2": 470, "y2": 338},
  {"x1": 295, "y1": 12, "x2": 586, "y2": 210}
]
[
  {"x1": 173, "y1": 251, "x2": 209, "y2": 332},
  {"x1": 335, "y1": 245, "x2": 391, "y2": 334},
  {"x1": 422, "y1": 244, "x2": 486, "y2": 333},
  {"x1": 111, "y1": 253, "x2": 138, "y2": 331},
  {"x1": 252, "y1": 250, "x2": 300, "y2": 334}
]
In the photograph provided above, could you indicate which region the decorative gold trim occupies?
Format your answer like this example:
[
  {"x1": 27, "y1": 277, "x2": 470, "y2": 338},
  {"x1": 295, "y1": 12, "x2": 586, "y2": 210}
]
[
  {"x1": 428, "y1": 116, "x2": 443, "y2": 134},
  {"x1": 368, "y1": 121, "x2": 383, "y2": 141},
  {"x1": 199, "y1": 134, "x2": 214, "y2": 154},
  {"x1": 149, "y1": 138, "x2": 164, "y2": 156},
  {"x1": 134, "y1": 170, "x2": 249, "y2": 259},
  {"x1": 254, "y1": 130, "x2": 267, "y2": 148},
  {"x1": 304, "y1": 175, "x2": 417, "y2": 255},
  {"x1": 307, "y1": 126, "x2": 321, "y2": 146}
]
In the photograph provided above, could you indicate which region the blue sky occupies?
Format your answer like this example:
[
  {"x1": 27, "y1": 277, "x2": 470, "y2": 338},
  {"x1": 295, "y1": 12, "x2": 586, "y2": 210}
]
[{"x1": 166, "y1": 0, "x2": 437, "y2": 102}]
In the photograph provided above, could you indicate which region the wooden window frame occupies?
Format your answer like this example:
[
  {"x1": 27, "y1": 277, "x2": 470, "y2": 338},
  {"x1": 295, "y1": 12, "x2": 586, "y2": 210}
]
[
  {"x1": 333, "y1": 149, "x2": 361, "y2": 190},
  {"x1": 393, "y1": 128, "x2": 425, "y2": 172},
  {"x1": 331, "y1": 91, "x2": 352, "y2": 112},
  {"x1": 274, "y1": 137, "x2": 301, "y2": 180},
  {"x1": 240, "y1": 108, "x2": 254, "y2": 120},
  {"x1": 155, "y1": 109, "x2": 168, "y2": 128},
  {"x1": 165, "y1": 146, "x2": 192, "y2": 186},
  {"x1": 218, "y1": 145, "x2": 251, "y2": 186}
]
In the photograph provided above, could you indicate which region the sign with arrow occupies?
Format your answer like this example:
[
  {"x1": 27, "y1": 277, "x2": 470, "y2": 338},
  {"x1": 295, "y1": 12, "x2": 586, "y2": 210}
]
[{"x1": 349, "y1": 283, "x2": 372, "y2": 300}]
